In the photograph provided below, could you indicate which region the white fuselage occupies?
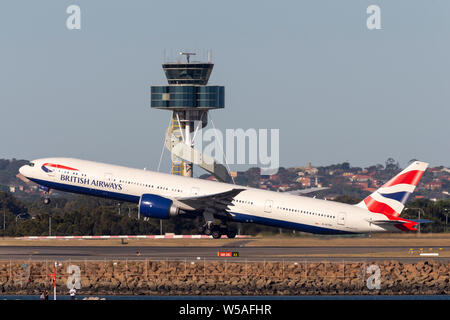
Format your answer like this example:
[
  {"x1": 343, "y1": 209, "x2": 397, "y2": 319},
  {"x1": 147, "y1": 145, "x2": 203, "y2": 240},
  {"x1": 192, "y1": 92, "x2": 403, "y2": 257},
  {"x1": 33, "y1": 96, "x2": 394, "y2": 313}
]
[{"x1": 19, "y1": 158, "x2": 393, "y2": 234}]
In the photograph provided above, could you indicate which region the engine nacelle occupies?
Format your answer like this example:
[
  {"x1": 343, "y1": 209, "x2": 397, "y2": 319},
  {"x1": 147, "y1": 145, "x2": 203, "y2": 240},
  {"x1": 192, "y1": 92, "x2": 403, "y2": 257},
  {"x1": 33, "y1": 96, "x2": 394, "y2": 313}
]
[{"x1": 138, "y1": 194, "x2": 179, "y2": 219}]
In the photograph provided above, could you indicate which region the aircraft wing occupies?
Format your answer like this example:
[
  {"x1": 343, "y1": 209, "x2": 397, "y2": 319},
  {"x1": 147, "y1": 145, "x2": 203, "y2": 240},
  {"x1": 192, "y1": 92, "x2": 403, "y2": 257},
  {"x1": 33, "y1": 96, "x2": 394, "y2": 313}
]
[{"x1": 175, "y1": 188, "x2": 246, "y2": 212}]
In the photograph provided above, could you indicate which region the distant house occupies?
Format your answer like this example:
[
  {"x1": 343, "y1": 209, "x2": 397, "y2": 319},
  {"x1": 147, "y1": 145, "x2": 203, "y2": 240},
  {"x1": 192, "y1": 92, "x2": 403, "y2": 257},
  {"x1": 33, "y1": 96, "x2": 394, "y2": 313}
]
[
  {"x1": 305, "y1": 167, "x2": 319, "y2": 175},
  {"x1": 424, "y1": 181, "x2": 443, "y2": 190},
  {"x1": 371, "y1": 179, "x2": 382, "y2": 188},
  {"x1": 351, "y1": 175, "x2": 371, "y2": 182},
  {"x1": 429, "y1": 168, "x2": 441, "y2": 176},
  {"x1": 342, "y1": 172, "x2": 353, "y2": 177},
  {"x1": 296, "y1": 177, "x2": 311, "y2": 187},
  {"x1": 354, "y1": 181, "x2": 369, "y2": 189}
]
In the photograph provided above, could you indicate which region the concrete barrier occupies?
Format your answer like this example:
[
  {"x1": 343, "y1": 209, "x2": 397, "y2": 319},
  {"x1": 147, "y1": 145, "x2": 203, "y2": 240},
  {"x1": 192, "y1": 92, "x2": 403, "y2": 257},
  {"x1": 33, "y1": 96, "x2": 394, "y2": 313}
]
[{"x1": 0, "y1": 259, "x2": 448, "y2": 296}]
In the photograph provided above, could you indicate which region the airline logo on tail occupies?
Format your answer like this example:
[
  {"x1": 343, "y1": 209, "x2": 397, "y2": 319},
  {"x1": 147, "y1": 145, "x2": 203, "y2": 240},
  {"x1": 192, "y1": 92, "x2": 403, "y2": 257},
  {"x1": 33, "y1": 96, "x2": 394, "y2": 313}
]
[{"x1": 356, "y1": 161, "x2": 428, "y2": 217}]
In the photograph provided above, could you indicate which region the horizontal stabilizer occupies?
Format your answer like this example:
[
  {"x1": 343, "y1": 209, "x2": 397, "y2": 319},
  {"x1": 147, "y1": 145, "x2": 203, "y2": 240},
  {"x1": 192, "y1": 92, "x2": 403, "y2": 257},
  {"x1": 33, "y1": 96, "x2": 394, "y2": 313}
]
[
  {"x1": 367, "y1": 217, "x2": 423, "y2": 232},
  {"x1": 367, "y1": 219, "x2": 409, "y2": 225},
  {"x1": 408, "y1": 219, "x2": 433, "y2": 224}
]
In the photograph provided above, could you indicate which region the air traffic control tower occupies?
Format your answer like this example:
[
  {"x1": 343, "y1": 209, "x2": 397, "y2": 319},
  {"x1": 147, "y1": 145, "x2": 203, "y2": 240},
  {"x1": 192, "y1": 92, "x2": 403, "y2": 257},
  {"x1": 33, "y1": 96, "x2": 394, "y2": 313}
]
[{"x1": 151, "y1": 52, "x2": 230, "y2": 181}]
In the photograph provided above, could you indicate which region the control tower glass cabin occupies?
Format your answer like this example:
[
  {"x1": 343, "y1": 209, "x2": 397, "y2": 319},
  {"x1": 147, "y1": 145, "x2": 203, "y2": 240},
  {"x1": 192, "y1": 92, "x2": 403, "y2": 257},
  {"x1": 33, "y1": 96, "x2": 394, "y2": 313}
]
[{"x1": 151, "y1": 62, "x2": 224, "y2": 110}]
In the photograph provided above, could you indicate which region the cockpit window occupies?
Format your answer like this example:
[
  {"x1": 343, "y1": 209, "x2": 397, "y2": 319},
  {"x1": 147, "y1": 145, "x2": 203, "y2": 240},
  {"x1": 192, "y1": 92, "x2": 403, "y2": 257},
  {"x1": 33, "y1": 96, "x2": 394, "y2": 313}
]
[{"x1": 28, "y1": 162, "x2": 34, "y2": 167}]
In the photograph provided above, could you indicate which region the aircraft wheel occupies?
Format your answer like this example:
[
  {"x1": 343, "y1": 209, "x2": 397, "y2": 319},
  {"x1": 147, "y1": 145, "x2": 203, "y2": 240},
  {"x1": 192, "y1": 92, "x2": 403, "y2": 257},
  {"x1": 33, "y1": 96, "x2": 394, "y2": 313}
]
[
  {"x1": 226, "y1": 230, "x2": 236, "y2": 239},
  {"x1": 204, "y1": 227, "x2": 212, "y2": 236},
  {"x1": 211, "y1": 230, "x2": 221, "y2": 239}
]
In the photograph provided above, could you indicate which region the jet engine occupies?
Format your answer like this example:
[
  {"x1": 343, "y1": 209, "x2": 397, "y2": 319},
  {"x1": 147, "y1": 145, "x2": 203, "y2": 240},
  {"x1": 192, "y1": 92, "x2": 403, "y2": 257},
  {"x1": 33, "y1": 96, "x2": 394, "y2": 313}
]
[{"x1": 138, "y1": 194, "x2": 179, "y2": 219}]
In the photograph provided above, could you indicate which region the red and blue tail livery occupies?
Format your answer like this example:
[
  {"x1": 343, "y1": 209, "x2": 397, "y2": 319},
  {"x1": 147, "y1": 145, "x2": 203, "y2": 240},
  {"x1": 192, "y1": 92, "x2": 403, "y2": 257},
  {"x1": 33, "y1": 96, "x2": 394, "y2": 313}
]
[{"x1": 356, "y1": 161, "x2": 428, "y2": 217}]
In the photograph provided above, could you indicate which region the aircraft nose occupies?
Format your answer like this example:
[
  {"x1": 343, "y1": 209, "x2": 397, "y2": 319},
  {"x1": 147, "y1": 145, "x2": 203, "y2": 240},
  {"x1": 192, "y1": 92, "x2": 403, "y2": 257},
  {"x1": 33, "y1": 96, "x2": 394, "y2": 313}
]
[
  {"x1": 19, "y1": 164, "x2": 31, "y2": 177},
  {"x1": 19, "y1": 165, "x2": 27, "y2": 175}
]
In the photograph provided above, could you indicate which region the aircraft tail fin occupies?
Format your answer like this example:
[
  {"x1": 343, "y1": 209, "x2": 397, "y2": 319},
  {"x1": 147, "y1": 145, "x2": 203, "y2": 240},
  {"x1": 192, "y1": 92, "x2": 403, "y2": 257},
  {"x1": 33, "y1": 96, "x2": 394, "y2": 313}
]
[{"x1": 356, "y1": 161, "x2": 428, "y2": 217}]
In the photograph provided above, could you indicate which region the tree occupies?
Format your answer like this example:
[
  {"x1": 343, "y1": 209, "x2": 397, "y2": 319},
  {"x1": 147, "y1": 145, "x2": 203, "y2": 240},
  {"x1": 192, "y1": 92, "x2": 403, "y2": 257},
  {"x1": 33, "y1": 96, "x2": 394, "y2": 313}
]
[{"x1": 385, "y1": 157, "x2": 400, "y2": 172}]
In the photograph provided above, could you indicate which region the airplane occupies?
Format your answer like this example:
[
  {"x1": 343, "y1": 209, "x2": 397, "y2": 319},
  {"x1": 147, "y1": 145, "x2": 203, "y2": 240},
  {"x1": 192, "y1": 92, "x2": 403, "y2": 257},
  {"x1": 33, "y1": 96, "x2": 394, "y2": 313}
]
[{"x1": 18, "y1": 158, "x2": 429, "y2": 238}]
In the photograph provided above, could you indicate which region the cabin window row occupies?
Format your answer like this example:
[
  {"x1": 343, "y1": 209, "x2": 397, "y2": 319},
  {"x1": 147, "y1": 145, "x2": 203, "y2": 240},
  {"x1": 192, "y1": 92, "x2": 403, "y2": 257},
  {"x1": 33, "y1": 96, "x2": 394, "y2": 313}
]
[
  {"x1": 277, "y1": 206, "x2": 335, "y2": 219},
  {"x1": 116, "y1": 180, "x2": 182, "y2": 193},
  {"x1": 235, "y1": 199, "x2": 254, "y2": 205}
]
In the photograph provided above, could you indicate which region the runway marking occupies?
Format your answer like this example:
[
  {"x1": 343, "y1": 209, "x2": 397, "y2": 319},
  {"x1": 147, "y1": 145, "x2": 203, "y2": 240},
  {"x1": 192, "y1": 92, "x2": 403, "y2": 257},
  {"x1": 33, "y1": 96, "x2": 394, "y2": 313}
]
[{"x1": 15, "y1": 235, "x2": 249, "y2": 240}]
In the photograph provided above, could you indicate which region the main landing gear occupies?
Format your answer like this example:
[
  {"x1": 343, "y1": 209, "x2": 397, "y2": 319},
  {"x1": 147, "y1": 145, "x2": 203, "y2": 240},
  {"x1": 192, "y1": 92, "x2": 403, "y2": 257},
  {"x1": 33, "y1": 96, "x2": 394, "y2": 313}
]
[{"x1": 198, "y1": 223, "x2": 237, "y2": 239}]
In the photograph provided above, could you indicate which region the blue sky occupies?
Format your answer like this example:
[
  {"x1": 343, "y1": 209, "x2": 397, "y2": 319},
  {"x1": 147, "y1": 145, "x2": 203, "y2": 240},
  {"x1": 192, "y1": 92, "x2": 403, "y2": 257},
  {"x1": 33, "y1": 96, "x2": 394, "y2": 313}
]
[{"x1": 0, "y1": 1, "x2": 449, "y2": 174}]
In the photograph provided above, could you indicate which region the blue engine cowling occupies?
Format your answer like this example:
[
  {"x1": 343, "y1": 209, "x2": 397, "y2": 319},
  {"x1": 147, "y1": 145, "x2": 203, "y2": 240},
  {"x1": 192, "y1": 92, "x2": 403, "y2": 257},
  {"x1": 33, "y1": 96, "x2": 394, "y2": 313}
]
[{"x1": 138, "y1": 194, "x2": 179, "y2": 219}]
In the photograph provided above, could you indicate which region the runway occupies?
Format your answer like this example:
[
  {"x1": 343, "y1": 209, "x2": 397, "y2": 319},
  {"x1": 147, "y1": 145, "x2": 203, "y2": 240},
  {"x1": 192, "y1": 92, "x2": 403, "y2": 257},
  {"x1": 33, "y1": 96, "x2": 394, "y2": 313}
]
[{"x1": 0, "y1": 244, "x2": 448, "y2": 262}]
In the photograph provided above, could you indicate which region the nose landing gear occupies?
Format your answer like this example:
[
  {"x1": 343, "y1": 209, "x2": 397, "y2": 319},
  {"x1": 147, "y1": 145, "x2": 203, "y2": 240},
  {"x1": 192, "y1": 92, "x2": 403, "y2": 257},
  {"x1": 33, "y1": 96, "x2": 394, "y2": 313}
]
[
  {"x1": 41, "y1": 189, "x2": 51, "y2": 205},
  {"x1": 38, "y1": 185, "x2": 51, "y2": 204}
]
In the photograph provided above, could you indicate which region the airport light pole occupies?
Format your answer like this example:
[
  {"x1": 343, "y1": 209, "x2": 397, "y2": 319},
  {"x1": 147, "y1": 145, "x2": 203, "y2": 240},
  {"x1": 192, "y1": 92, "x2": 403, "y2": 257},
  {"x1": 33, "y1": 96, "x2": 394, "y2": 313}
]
[
  {"x1": 3, "y1": 208, "x2": 5, "y2": 238},
  {"x1": 444, "y1": 208, "x2": 448, "y2": 233},
  {"x1": 405, "y1": 207, "x2": 424, "y2": 234}
]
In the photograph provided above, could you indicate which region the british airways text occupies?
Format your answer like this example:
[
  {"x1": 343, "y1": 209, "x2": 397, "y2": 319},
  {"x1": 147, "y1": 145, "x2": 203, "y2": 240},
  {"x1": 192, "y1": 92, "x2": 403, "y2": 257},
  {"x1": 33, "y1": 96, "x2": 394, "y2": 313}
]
[{"x1": 60, "y1": 174, "x2": 123, "y2": 190}]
